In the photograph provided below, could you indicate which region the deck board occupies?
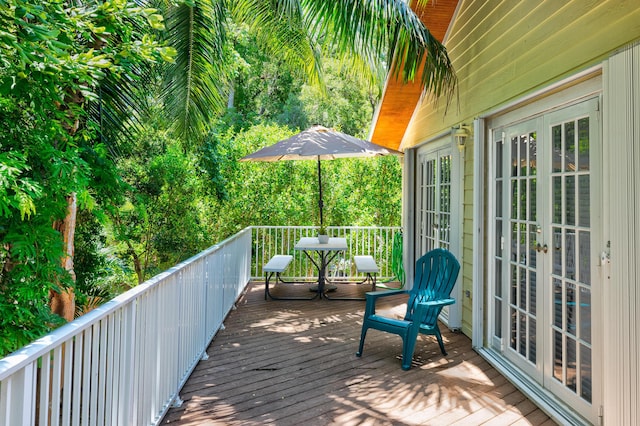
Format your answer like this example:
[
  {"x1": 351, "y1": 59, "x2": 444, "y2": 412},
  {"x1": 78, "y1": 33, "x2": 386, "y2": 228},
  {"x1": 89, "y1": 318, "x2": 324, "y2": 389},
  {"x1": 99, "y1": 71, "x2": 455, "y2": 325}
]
[{"x1": 162, "y1": 282, "x2": 554, "y2": 425}]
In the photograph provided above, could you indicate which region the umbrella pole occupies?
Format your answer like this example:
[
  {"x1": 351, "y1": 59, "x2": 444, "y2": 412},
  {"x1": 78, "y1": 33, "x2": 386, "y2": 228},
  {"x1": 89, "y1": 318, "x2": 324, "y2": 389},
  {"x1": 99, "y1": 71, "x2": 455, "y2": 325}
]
[{"x1": 317, "y1": 157, "x2": 323, "y2": 227}]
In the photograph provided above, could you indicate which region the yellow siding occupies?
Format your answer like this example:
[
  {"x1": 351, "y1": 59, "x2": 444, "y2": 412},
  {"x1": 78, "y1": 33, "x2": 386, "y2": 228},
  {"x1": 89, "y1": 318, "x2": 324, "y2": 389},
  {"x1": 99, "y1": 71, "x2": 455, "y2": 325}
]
[
  {"x1": 403, "y1": 0, "x2": 640, "y2": 148},
  {"x1": 461, "y1": 140, "x2": 475, "y2": 337},
  {"x1": 404, "y1": 0, "x2": 640, "y2": 339}
]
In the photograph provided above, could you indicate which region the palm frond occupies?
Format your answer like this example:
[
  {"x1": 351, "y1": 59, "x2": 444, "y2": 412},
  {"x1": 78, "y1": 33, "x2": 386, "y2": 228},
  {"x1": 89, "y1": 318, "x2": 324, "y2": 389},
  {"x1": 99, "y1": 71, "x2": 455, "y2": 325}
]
[
  {"x1": 162, "y1": 0, "x2": 229, "y2": 145},
  {"x1": 230, "y1": 0, "x2": 323, "y2": 87},
  {"x1": 89, "y1": 73, "x2": 149, "y2": 159},
  {"x1": 302, "y1": 0, "x2": 456, "y2": 103}
]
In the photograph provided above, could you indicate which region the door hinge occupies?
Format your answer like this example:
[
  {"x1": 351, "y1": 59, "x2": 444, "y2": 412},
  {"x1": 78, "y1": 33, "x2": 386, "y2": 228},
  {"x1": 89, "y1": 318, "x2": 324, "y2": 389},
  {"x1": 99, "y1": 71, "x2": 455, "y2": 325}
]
[{"x1": 598, "y1": 405, "x2": 603, "y2": 425}]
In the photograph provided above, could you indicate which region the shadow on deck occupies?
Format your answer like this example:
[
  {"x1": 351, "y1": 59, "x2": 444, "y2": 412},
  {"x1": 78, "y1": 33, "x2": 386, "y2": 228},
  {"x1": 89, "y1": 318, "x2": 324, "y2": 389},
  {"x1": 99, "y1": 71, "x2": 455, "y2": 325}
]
[{"x1": 163, "y1": 282, "x2": 555, "y2": 425}]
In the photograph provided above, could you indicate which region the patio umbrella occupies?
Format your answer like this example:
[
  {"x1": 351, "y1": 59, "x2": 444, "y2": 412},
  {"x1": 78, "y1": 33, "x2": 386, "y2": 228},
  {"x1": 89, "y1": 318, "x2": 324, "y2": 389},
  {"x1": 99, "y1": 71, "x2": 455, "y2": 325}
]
[{"x1": 239, "y1": 125, "x2": 402, "y2": 227}]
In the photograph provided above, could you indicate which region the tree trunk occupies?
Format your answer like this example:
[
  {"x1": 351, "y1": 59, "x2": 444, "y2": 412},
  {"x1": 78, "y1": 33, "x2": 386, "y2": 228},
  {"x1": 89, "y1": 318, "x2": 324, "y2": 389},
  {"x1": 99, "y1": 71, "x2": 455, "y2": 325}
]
[{"x1": 50, "y1": 193, "x2": 77, "y2": 322}]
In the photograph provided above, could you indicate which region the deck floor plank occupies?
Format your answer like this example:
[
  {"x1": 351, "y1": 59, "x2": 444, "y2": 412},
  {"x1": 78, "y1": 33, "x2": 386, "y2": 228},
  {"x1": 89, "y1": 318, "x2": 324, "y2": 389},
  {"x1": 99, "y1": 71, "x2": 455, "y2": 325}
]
[{"x1": 162, "y1": 282, "x2": 555, "y2": 425}]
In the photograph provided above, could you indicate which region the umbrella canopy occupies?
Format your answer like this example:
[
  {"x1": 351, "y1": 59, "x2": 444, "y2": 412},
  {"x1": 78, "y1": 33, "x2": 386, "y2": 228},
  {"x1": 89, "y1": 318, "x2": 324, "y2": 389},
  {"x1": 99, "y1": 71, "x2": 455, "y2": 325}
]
[{"x1": 239, "y1": 125, "x2": 402, "y2": 227}]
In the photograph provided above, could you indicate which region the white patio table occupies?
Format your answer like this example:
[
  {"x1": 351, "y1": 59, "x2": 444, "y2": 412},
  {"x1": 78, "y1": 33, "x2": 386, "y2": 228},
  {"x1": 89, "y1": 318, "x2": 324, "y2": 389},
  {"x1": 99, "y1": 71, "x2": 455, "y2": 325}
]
[{"x1": 294, "y1": 237, "x2": 347, "y2": 299}]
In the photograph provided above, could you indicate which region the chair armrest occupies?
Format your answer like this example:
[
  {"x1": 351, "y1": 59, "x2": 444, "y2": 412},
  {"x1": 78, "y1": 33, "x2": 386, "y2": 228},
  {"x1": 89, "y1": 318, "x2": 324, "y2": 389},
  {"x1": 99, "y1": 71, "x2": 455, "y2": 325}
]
[
  {"x1": 363, "y1": 289, "x2": 408, "y2": 317},
  {"x1": 364, "y1": 289, "x2": 407, "y2": 301},
  {"x1": 420, "y1": 298, "x2": 455, "y2": 308},
  {"x1": 412, "y1": 298, "x2": 456, "y2": 324}
]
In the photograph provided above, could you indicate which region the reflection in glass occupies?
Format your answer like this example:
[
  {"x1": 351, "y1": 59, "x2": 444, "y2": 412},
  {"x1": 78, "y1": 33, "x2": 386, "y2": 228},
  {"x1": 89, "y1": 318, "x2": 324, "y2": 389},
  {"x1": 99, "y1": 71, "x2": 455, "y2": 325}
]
[
  {"x1": 554, "y1": 330, "x2": 563, "y2": 382},
  {"x1": 553, "y1": 228, "x2": 563, "y2": 275},
  {"x1": 553, "y1": 177, "x2": 562, "y2": 223},
  {"x1": 441, "y1": 155, "x2": 451, "y2": 183},
  {"x1": 554, "y1": 278, "x2": 563, "y2": 328},
  {"x1": 496, "y1": 259, "x2": 503, "y2": 297},
  {"x1": 521, "y1": 223, "x2": 529, "y2": 265},
  {"x1": 566, "y1": 231, "x2": 576, "y2": 280},
  {"x1": 519, "y1": 135, "x2": 528, "y2": 175},
  {"x1": 567, "y1": 283, "x2": 576, "y2": 336},
  {"x1": 552, "y1": 125, "x2": 562, "y2": 172},
  {"x1": 512, "y1": 137, "x2": 519, "y2": 177},
  {"x1": 529, "y1": 317, "x2": 536, "y2": 363},
  {"x1": 520, "y1": 180, "x2": 527, "y2": 220},
  {"x1": 511, "y1": 222, "x2": 518, "y2": 262},
  {"x1": 530, "y1": 177, "x2": 537, "y2": 221},
  {"x1": 529, "y1": 132, "x2": 537, "y2": 176},
  {"x1": 530, "y1": 270, "x2": 537, "y2": 315},
  {"x1": 520, "y1": 269, "x2": 527, "y2": 309},
  {"x1": 495, "y1": 299, "x2": 502, "y2": 338},
  {"x1": 496, "y1": 141, "x2": 503, "y2": 178},
  {"x1": 496, "y1": 219, "x2": 503, "y2": 257},
  {"x1": 511, "y1": 308, "x2": 517, "y2": 350},
  {"x1": 566, "y1": 176, "x2": 575, "y2": 226},
  {"x1": 519, "y1": 312, "x2": 527, "y2": 356},
  {"x1": 581, "y1": 345, "x2": 592, "y2": 402},
  {"x1": 496, "y1": 181, "x2": 503, "y2": 214},
  {"x1": 511, "y1": 264, "x2": 518, "y2": 304},
  {"x1": 579, "y1": 231, "x2": 591, "y2": 286},
  {"x1": 580, "y1": 288, "x2": 592, "y2": 344},
  {"x1": 579, "y1": 176, "x2": 590, "y2": 227},
  {"x1": 578, "y1": 118, "x2": 590, "y2": 171},
  {"x1": 512, "y1": 180, "x2": 518, "y2": 218},
  {"x1": 529, "y1": 225, "x2": 537, "y2": 268},
  {"x1": 565, "y1": 121, "x2": 576, "y2": 172},
  {"x1": 567, "y1": 336, "x2": 577, "y2": 392},
  {"x1": 441, "y1": 187, "x2": 450, "y2": 211}
]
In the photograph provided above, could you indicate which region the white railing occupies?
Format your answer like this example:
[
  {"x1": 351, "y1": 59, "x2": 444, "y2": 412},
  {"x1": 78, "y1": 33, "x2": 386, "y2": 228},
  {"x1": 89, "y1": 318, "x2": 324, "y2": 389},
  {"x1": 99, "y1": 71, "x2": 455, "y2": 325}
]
[
  {"x1": 0, "y1": 225, "x2": 401, "y2": 425},
  {"x1": 251, "y1": 226, "x2": 402, "y2": 281},
  {"x1": 0, "y1": 228, "x2": 252, "y2": 426}
]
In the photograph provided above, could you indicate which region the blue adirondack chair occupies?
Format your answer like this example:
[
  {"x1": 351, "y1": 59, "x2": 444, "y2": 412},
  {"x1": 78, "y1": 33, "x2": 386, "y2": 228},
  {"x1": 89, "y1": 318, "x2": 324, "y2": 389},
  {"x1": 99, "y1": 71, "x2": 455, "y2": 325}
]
[{"x1": 356, "y1": 248, "x2": 460, "y2": 370}]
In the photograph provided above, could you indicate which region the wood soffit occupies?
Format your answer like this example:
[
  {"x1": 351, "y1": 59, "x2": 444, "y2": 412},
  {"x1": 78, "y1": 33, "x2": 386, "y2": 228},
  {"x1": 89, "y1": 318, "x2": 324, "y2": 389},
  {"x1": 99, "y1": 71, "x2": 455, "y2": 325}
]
[{"x1": 370, "y1": 0, "x2": 458, "y2": 150}]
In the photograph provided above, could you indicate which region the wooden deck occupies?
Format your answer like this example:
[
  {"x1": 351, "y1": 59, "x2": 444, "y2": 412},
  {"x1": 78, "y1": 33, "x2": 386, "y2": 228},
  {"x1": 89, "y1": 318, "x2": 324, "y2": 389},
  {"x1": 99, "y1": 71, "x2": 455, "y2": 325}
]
[{"x1": 162, "y1": 282, "x2": 555, "y2": 425}]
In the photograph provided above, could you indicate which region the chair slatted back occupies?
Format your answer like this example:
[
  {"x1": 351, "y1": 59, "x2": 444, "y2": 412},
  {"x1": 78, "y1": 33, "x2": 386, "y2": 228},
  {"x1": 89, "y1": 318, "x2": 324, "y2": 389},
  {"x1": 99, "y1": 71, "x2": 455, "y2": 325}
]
[{"x1": 404, "y1": 248, "x2": 460, "y2": 325}]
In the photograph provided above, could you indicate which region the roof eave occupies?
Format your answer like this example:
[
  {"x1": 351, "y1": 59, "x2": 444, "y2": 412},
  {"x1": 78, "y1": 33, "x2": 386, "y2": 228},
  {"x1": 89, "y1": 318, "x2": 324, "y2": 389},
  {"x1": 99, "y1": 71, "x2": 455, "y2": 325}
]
[{"x1": 369, "y1": 0, "x2": 459, "y2": 150}]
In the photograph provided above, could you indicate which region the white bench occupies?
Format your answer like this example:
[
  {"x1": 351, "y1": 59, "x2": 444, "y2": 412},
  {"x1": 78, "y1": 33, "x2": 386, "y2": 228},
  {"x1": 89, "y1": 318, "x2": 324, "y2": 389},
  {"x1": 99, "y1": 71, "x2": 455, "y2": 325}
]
[
  {"x1": 354, "y1": 255, "x2": 379, "y2": 291},
  {"x1": 264, "y1": 255, "x2": 293, "y2": 274},
  {"x1": 264, "y1": 255, "x2": 314, "y2": 300}
]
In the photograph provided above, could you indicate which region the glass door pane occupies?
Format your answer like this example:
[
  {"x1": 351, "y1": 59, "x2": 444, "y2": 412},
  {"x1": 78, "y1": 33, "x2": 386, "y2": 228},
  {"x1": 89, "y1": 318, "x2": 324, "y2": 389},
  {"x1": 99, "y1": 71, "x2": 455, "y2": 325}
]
[
  {"x1": 549, "y1": 116, "x2": 593, "y2": 404},
  {"x1": 507, "y1": 130, "x2": 539, "y2": 366},
  {"x1": 417, "y1": 151, "x2": 452, "y2": 253}
]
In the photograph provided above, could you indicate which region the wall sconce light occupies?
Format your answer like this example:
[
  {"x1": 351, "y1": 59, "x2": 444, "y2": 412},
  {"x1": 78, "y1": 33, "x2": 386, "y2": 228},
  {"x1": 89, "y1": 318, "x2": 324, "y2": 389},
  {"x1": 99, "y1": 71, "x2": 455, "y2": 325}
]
[{"x1": 452, "y1": 124, "x2": 471, "y2": 152}]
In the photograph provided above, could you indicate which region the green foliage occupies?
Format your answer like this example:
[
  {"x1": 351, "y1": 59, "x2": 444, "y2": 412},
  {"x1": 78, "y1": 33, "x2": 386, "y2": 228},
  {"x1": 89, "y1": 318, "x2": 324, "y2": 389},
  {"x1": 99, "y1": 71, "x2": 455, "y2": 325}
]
[
  {"x1": 201, "y1": 122, "x2": 401, "y2": 242},
  {"x1": 287, "y1": 57, "x2": 379, "y2": 137},
  {"x1": 74, "y1": 210, "x2": 131, "y2": 314},
  {"x1": 107, "y1": 123, "x2": 211, "y2": 284},
  {"x1": 161, "y1": 0, "x2": 228, "y2": 144},
  {"x1": 0, "y1": 0, "x2": 170, "y2": 357}
]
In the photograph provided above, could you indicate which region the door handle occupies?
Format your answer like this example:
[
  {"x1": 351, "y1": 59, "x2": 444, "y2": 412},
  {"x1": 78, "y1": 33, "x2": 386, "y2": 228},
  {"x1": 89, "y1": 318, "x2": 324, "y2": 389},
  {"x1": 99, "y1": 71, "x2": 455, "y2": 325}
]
[{"x1": 535, "y1": 243, "x2": 548, "y2": 253}]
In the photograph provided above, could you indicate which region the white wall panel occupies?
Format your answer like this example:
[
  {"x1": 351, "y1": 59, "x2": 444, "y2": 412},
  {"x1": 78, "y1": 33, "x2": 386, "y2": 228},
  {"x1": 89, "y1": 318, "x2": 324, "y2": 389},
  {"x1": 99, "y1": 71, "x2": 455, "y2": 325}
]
[{"x1": 603, "y1": 41, "x2": 640, "y2": 426}]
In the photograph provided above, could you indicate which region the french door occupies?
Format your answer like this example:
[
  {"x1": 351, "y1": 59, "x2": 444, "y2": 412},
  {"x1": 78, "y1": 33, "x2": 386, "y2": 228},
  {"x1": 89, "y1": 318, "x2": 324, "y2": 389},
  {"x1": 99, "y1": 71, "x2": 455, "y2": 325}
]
[
  {"x1": 417, "y1": 149, "x2": 452, "y2": 254},
  {"x1": 488, "y1": 98, "x2": 601, "y2": 421},
  {"x1": 416, "y1": 145, "x2": 461, "y2": 328}
]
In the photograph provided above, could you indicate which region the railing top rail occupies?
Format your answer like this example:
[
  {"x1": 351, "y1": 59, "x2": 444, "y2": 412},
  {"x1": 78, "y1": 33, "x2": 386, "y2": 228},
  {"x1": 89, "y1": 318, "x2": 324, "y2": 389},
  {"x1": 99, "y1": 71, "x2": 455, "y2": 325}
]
[
  {"x1": 0, "y1": 227, "x2": 252, "y2": 380},
  {"x1": 251, "y1": 225, "x2": 400, "y2": 230}
]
